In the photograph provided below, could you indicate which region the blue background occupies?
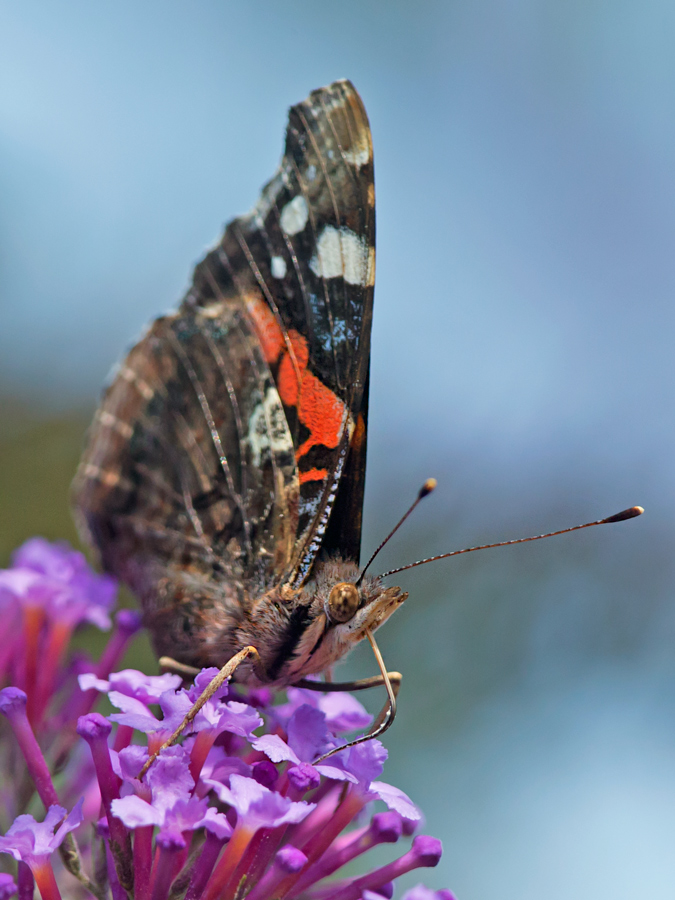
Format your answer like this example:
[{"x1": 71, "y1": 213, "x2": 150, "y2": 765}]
[{"x1": 1, "y1": 3, "x2": 674, "y2": 897}]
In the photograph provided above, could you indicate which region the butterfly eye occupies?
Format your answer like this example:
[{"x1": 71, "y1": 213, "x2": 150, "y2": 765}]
[{"x1": 327, "y1": 582, "x2": 360, "y2": 623}]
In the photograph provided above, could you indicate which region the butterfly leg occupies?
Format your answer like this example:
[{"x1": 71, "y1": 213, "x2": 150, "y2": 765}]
[
  {"x1": 158, "y1": 656, "x2": 201, "y2": 677},
  {"x1": 138, "y1": 645, "x2": 260, "y2": 779},
  {"x1": 304, "y1": 628, "x2": 402, "y2": 763},
  {"x1": 292, "y1": 672, "x2": 402, "y2": 694}
]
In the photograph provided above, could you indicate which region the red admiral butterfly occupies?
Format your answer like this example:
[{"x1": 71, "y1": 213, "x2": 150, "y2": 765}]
[
  {"x1": 73, "y1": 80, "x2": 403, "y2": 712},
  {"x1": 72, "y1": 80, "x2": 643, "y2": 758}
]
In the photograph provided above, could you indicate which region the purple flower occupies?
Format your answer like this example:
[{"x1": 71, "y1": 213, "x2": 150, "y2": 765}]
[
  {"x1": 197, "y1": 745, "x2": 252, "y2": 788},
  {"x1": 277, "y1": 686, "x2": 373, "y2": 733},
  {"x1": 112, "y1": 746, "x2": 233, "y2": 845},
  {"x1": 111, "y1": 744, "x2": 149, "y2": 783},
  {"x1": 0, "y1": 874, "x2": 17, "y2": 900},
  {"x1": 77, "y1": 668, "x2": 182, "y2": 704},
  {"x1": 105, "y1": 672, "x2": 262, "y2": 744},
  {"x1": 363, "y1": 889, "x2": 395, "y2": 900},
  {"x1": 326, "y1": 836, "x2": 444, "y2": 900},
  {"x1": 188, "y1": 666, "x2": 230, "y2": 703},
  {"x1": 198, "y1": 775, "x2": 316, "y2": 900},
  {"x1": 254, "y1": 703, "x2": 421, "y2": 820},
  {"x1": 0, "y1": 563, "x2": 54, "y2": 609},
  {"x1": 333, "y1": 739, "x2": 421, "y2": 820},
  {"x1": 245, "y1": 844, "x2": 309, "y2": 900},
  {"x1": 106, "y1": 687, "x2": 188, "y2": 735},
  {"x1": 206, "y1": 773, "x2": 315, "y2": 833},
  {"x1": 143, "y1": 745, "x2": 194, "y2": 810},
  {"x1": 0, "y1": 539, "x2": 119, "y2": 730},
  {"x1": 0, "y1": 801, "x2": 83, "y2": 898},
  {"x1": 195, "y1": 697, "x2": 263, "y2": 739},
  {"x1": 368, "y1": 780, "x2": 422, "y2": 820},
  {"x1": 9, "y1": 537, "x2": 116, "y2": 629},
  {"x1": 0, "y1": 535, "x2": 454, "y2": 900},
  {"x1": 0, "y1": 802, "x2": 84, "y2": 864},
  {"x1": 253, "y1": 704, "x2": 358, "y2": 784},
  {"x1": 289, "y1": 811, "x2": 404, "y2": 896},
  {"x1": 0, "y1": 872, "x2": 16, "y2": 900}
]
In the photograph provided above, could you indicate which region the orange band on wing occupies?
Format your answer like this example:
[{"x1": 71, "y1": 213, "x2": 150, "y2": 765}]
[
  {"x1": 246, "y1": 296, "x2": 285, "y2": 364},
  {"x1": 299, "y1": 467, "x2": 328, "y2": 484},
  {"x1": 278, "y1": 330, "x2": 310, "y2": 405},
  {"x1": 247, "y1": 299, "x2": 346, "y2": 469},
  {"x1": 295, "y1": 370, "x2": 344, "y2": 454}
]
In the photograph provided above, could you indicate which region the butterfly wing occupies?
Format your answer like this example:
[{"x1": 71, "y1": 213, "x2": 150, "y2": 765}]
[{"x1": 73, "y1": 79, "x2": 374, "y2": 620}]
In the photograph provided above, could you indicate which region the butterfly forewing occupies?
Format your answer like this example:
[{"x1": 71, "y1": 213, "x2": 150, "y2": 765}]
[
  {"x1": 73, "y1": 80, "x2": 375, "y2": 625},
  {"x1": 192, "y1": 80, "x2": 375, "y2": 584}
]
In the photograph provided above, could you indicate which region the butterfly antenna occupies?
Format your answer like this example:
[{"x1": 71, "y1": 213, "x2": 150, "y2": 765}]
[
  {"x1": 356, "y1": 478, "x2": 437, "y2": 587},
  {"x1": 377, "y1": 505, "x2": 644, "y2": 579}
]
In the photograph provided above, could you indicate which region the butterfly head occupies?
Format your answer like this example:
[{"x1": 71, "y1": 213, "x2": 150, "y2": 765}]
[{"x1": 272, "y1": 558, "x2": 406, "y2": 685}]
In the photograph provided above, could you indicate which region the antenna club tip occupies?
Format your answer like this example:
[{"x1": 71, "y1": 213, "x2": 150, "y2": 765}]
[
  {"x1": 419, "y1": 478, "x2": 437, "y2": 498},
  {"x1": 602, "y1": 505, "x2": 644, "y2": 524}
]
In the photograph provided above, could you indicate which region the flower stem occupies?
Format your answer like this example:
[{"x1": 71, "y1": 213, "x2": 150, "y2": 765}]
[
  {"x1": 290, "y1": 811, "x2": 402, "y2": 895},
  {"x1": 35, "y1": 621, "x2": 72, "y2": 723},
  {"x1": 149, "y1": 840, "x2": 183, "y2": 900},
  {"x1": 77, "y1": 715, "x2": 133, "y2": 895},
  {"x1": 326, "y1": 835, "x2": 443, "y2": 900},
  {"x1": 0, "y1": 688, "x2": 60, "y2": 809},
  {"x1": 189, "y1": 729, "x2": 216, "y2": 783},
  {"x1": 23, "y1": 604, "x2": 45, "y2": 725},
  {"x1": 31, "y1": 860, "x2": 62, "y2": 900},
  {"x1": 274, "y1": 789, "x2": 366, "y2": 899},
  {"x1": 17, "y1": 862, "x2": 34, "y2": 900},
  {"x1": 184, "y1": 831, "x2": 225, "y2": 900},
  {"x1": 133, "y1": 825, "x2": 154, "y2": 900}
]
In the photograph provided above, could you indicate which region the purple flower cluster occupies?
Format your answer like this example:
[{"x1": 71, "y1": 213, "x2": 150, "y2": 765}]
[
  {"x1": 0, "y1": 538, "x2": 137, "y2": 736},
  {"x1": 0, "y1": 539, "x2": 455, "y2": 900}
]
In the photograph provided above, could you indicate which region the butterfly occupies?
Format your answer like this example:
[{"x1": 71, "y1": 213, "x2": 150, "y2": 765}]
[{"x1": 72, "y1": 80, "x2": 406, "y2": 723}]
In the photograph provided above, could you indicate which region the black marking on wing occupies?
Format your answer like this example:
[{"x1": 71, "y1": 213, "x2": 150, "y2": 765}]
[{"x1": 320, "y1": 366, "x2": 370, "y2": 565}]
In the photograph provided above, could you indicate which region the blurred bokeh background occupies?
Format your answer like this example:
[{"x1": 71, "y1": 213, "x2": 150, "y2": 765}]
[{"x1": 1, "y1": 2, "x2": 674, "y2": 897}]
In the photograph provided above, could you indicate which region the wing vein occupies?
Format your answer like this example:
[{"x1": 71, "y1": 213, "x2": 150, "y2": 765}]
[{"x1": 163, "y1": 323, "x2": 252, "y2": 557}]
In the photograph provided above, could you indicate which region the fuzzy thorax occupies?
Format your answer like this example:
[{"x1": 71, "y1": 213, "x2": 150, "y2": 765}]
[{"x1": 144, "y1": 557, "x2": 406, "y2": 688}]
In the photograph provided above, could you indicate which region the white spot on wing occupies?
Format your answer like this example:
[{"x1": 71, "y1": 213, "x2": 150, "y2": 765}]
[
  {"x1": 280, "y1": 196, "x2": 309, "y2": 235},
  {"x1": 343, "y1": 133, "x2": 371, "y2": 168},
  {"x1": 247, "y1": 386, "x2": 294, "y2": 467},
  {"x1": 366, "y1": 246, "x2": 375, "y2": 287},
  {"x1": 199, "y1": 300, "x2": 227, "y2": 319},
  {"x1": 271, "y1": 256, "x2": 287, "y2": 279},
  {"x1": 309, "y1": 226, "x2": 373, "y2": 286}
]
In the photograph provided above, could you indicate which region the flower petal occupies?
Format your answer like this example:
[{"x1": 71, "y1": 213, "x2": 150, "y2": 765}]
[
  {"x1": 111, "y1": 795, "x2": 162, "y2": 829},
  {"x1": 370, "y1": 782, "x2": 421, "y2": 820},
  {"x1": 252, "y1": 734, "x2": 300, "y2": 765}
]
